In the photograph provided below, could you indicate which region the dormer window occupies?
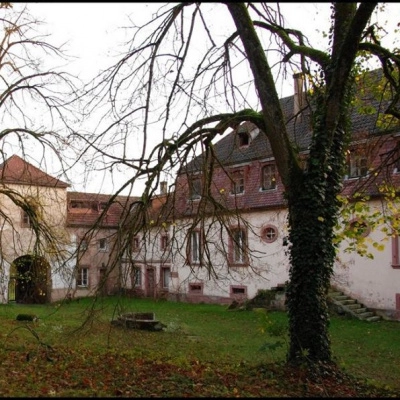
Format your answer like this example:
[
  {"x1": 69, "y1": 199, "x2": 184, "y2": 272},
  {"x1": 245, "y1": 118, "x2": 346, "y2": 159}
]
[
  {"x1": 189, "y1": 175, "x2": 202, "y2": 200},
  {"x1": 69, "y1": 200, "x2": 105, "y2": 213},
  {"x1": 70, "y1": 200, "x2": 88, "y2": 210},
  {"x1": 238, "y1": 131, "x2": 250, "y2": 147},
  {"x1": 261, "y1": 164, "x2": 276, "y2": 190},
  {"x1": 347, "y1": 150, "x2": 368, "y2": 178},
  {"x1": 99, "y1": 202, "x2": 109, "y2": 213},
  {"x1": 231, "y1": 170, "x2": 245, "y2": 194}
]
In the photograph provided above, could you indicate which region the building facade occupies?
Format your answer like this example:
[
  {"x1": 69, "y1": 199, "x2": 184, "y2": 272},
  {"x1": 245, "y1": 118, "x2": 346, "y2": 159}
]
[
  {"x1": 1, "y1": 70, "x2": 400, "y2": 320},
  {"x1": 154, "y1": 70, "x2": 400, "y2": 320}
]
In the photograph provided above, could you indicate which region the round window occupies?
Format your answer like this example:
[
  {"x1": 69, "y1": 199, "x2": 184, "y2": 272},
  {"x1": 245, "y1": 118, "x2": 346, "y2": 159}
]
[
  {"x1": 348, "y1": 219, "x2": 370, "y2": 237},
  {"x1": 262, "y1": 225, "x2": 278, "y2": 243}
]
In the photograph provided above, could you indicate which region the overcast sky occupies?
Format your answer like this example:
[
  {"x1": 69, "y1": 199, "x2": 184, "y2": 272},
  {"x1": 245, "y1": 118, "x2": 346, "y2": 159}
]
[
  {"x1": 26, "y1": 2, "x2": 334, "y2": 96},
  {"x1": 12, "y1": 3, "x2": 400, "y2": 195}
]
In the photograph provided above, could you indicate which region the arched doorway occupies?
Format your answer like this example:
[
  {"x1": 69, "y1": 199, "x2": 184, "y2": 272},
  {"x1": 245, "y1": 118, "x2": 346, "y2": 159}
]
[{"x1": 10, "y1": 255, "x2": 51, "y2": 304}]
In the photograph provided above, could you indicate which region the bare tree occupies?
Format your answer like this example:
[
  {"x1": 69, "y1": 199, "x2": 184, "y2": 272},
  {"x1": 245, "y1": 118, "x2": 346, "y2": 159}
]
[
  {"x1": 80, "y1": 2, "x2": 400, "y2": 368},
  {"x1": 0, "y1": 4, "x2": 81, "y2": 302}
]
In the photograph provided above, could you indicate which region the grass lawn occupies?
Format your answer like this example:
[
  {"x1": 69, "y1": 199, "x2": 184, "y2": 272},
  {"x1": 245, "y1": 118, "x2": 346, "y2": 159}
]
[{"x1": 0, "y1": 296, "x2": 399, "y2": 397}]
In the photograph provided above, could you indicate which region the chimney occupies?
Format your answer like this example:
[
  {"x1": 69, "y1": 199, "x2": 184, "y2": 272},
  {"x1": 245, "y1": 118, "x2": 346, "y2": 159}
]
[
  {"x1": 293, "y1": 73, "x2": 304, "y2": 118},
  {"x1": 160, "y1": 181, "x2": 167, "y2": 195}
]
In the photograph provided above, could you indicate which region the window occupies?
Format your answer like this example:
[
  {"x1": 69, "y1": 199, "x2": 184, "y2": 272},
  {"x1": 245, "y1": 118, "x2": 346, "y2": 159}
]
[
  {"x1": 21, "y1": 210, "x2": 34, "y2": 228},
  {"x1": 238, "y1": 131, "x2": 250, "y2": 147},
  {"x1": 70, "y1": 201, "x2": 89, "y2": 210},
  {"x1": 78, "y1": 237, "x2": 88, "y2": 251},
  {"x1": 390, "y1": 142, "x2": 400, "y2": 173},
  {"x1": 162, "y1": 267, "x2": 171, "y2": 289},
  {"x1": 190, "y1": 230, "x2": 201, "y2": 263},
  {"x1": 347, "y1": 151, "x2": 368, "y2": 178},
  {"x1": 160, "y1": 235, "x2": 169, "y2": 251},
  {"x1": 189, "y1": 282, "x2": 203, "y2": 294},
  {"x1": 133, "y1": 266, "x2": 142, "y2": 287},
  {"x1": 21, "y1": 202, "x2": 37, "y2": 228},
  {"x1": 99, "y1": 202, "x2": 108, "y2": 211},
  {"x1": 231, "y1": 170, "x2": 244, "y2": 194},
  {"x1": 230, "y1": 285, "x2": 247, "y2": 298},
  {"x1": 261, "y1": 225, "x2": 278, "y2": 243},
  {"x1": 230, "y1": 227, "x2": 247, "y2": 264},
  {"x1": 391, "y1": 214, "x2": 400, "y2": 268},
  {"x1": 348, "y1": 219, "x2": 370, "y2": 238},
  {"x1": 261, "y1": 165, "x2": 276, "y2": 190},
  {"x1": 189, "y1": 176, "x2": 202, "y2": 200},
  {"x1": 132, "y1": 237, "x2": 140, "y2": 252},
  {"x1": 77, "y1": 267, "x2": 89, "y2": 287},
  {"x1": 98, "y1": 238, "x2": 108, "y2": 252}
]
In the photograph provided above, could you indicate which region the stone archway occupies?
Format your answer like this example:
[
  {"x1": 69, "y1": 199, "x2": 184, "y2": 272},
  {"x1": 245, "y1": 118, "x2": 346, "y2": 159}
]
[{"x1": 11, "y1": 255, "x2": 51, "y2": 304}]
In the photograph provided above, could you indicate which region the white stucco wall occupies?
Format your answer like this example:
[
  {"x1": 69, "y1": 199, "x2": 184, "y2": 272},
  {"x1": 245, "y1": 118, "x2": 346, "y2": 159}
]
[
  {"x1": 167, "y1": 199, "x2": 399, "y2": 315},
  {"x1": 334, "y1": 199, "x2": 399, "y2": 315},
  {"x1": 169, "y1": 208, "x2": 290, "y2": 300}
]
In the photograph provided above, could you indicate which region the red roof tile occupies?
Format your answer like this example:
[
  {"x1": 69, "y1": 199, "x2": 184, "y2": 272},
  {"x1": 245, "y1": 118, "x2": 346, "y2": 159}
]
[{"x1": 0, "y1": 154, "x2": 69, "y2": 188}]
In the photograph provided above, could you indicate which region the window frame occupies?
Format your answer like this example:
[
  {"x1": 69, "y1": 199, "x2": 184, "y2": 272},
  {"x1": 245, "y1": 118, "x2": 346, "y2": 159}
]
[
  {"x1": 133, "y1": 266, "x2": 142, "y2": 287},
  {"x1": 161, "y1": 266, "x2": 171, "y2": 289},
  {"x1": 229, "y1": 226, "x2": 248, "y2": 265},
  {"x1": 70, "y1": 200, "x2": 91, "y2": 210},
  {"x1": 160, "y1": 234, "x2": 170, "y2": 251},
  {"x1": 190, "y1": 229, "x2": 202, "y2": 264},
  {"x1": 98, "y1": 238, "x2": 108, "y2": 252},
  {"x1": 230, "y1": 285, "x2": 247, "y2": 298},
  {"x1": 189, "y1": 175, "x2": 202, "y2": 200},
  {"x1": 77, "y1": 267, "x2": 89, "y2": 287},
  {"x1": 392, "y1": 142, "x2": 400, "y2": 173},
  {"x1": 78, "y1": 237, "x2": 88, "y2": 251},
  {"x1": 21, "y1": 210, "x2": 33, "y2": 228},
  {"x1": 238, "y1": 131, "x2": 250, "y2": 147},
  {"x1": 231, "y1": 170, "x2": 245, "y2": 195},
  {"x1": 347, "y1": 150, "x2": 368, "y2": 178},
  {"x1": 261, "y1": 225, "x2": 278, "y2": 243},
  {"x1": 348, "y1": 218, "x2": 370, "y2": 238},
  {"x1": 189, "y1": 282, "x2": 204, "y2": 295},
  {"x1": 261, "y1": 164, "x2": 277, "y2": 191},
  {"x1": 132, "y1": 236, "x2": 140, "y2": 252}
]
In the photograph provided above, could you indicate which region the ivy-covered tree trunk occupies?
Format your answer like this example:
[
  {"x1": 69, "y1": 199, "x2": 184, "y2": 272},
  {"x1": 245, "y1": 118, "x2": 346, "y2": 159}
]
[
  {"x1": 285, "y1": 98, "x2": 348, "y2": 363},
  {"x1": 285, "y1": 182, "x2": 335, "y2": 363}
]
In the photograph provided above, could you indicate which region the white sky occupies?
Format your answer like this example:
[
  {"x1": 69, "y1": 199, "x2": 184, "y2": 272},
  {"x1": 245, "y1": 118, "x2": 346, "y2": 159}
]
[
  {"x1": 11, "y1": 3, "x2": 400, "y2": 195},
  {"x1": 27, "y1": 2, "x2": 333, "y2": 95}
]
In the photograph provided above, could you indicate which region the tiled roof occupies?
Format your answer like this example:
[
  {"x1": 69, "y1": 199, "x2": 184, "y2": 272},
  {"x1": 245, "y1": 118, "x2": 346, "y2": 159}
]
[
  {"x1": 0, "y1": 154, "x2": 69, "y2": 188},
  {"x1": 184, "y1": 69, "x2": 396, "y2": 172},
  {"x1": 66, "y1": 191, "x2": 139, "y2": 228}
]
